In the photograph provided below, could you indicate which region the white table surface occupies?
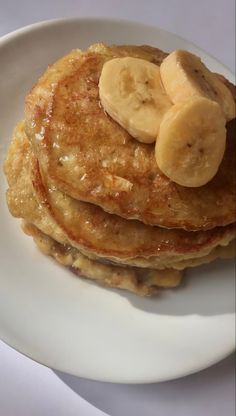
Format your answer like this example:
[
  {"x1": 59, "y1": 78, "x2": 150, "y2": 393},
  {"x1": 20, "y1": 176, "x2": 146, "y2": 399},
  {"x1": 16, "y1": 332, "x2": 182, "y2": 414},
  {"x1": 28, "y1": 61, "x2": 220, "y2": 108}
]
[{"x1": 0, "y1": 1, "x2": 235, "y2": 415}]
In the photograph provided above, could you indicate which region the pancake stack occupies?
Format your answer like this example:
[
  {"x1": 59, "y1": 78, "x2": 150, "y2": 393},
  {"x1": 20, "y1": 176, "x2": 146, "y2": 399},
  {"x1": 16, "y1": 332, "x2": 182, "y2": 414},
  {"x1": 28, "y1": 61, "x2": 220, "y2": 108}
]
[{"x1": 4, "y1": 44, "x2": 236, "y2": 296}]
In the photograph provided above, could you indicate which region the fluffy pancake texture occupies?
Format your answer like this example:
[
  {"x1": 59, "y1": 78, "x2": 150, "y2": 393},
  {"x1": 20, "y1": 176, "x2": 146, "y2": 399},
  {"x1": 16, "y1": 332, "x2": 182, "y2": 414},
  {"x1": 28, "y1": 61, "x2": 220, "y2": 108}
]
[
  {"x1": 4, "y1": 43, "x2": 236, "y2": 296},
  {"x1": 25, "y1": 44, "x2": 236, "y2": 230}
]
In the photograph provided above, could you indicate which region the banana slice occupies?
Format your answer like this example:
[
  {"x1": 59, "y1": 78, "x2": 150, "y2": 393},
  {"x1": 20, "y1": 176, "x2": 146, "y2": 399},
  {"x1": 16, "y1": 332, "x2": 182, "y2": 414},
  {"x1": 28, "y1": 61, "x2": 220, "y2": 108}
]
[
  {"x1": 155, "y1": 97, "x2": 226, "y2": 187},
  {"x1": 160, "y1": 50, "x2": 235, "y2": 121},
  {"x1": 99, "y1": 57, "x2": 172, "y2": 143}
]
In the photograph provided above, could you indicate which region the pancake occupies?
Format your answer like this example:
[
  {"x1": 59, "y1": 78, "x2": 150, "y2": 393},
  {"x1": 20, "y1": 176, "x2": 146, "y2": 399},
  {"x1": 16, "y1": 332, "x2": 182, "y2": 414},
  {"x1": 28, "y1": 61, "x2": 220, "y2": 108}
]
[
  {"x1": 25, "y1": 43, "x2": 236, "y2": 231},
  {"x1": 22, "y1": 222, "x2": 235, "y2": 295},
  {"x1": 22, "y1": 222, "x2": 183, "y2": 296},
  {"x1": 4, "y1": 122, "x2": 235, "y2": 271}
]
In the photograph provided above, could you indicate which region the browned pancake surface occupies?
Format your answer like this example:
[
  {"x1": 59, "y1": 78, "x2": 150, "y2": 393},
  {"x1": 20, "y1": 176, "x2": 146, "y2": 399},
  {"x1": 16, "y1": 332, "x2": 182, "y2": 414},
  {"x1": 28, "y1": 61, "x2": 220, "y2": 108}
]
[{"x1": 25, "y1": 44, "x2": 236, "y2": 231}]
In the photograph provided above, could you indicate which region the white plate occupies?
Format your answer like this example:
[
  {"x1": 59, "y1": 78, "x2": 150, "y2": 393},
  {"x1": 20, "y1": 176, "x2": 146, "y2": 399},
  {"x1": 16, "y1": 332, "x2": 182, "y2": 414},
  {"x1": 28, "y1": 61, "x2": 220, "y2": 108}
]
[{"x1": 0, "y1": 18, "x2": 235, "y2": 384}]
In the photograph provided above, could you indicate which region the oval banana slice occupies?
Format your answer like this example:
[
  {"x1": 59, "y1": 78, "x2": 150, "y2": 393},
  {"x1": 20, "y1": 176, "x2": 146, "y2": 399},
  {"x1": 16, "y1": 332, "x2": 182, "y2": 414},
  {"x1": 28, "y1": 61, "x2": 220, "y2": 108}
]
[
  {"x1": 160, "y1": 50, "x2": 235, "y2": 121},
  {"x1": 99, "y1": 57, "x2": 172, "y2": 143},
  {"x1": 155, "y1": 97, "x2": 227, "y2": 187}
]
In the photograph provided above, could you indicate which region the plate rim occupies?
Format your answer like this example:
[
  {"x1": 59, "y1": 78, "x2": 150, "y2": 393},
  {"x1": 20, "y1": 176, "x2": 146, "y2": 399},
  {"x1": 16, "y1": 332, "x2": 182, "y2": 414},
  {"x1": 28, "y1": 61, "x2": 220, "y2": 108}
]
[
  {"x1": 1, "y1": 335, "x2": 235, "y2": 385},
  {"x1": 0, "y1": 16, "x2": 234, "y2": 76}
]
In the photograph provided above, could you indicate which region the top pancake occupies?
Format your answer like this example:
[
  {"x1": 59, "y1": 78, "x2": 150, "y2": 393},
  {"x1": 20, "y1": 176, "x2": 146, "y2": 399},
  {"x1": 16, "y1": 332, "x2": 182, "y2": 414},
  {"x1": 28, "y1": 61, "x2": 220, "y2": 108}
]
[{"x1": 25, "y1": 44, "x2": 236, "y2": 231}]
